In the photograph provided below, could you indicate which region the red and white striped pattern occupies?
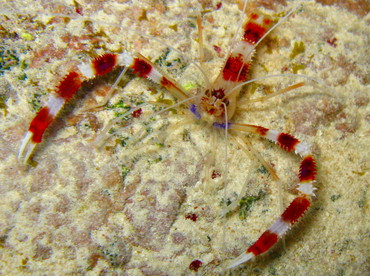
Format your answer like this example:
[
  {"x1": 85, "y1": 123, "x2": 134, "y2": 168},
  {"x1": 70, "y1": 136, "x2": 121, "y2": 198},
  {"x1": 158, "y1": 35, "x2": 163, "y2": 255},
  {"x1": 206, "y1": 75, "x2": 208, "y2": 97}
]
[
  {"x1": 19, "y1": 71, "x2": 84, "y2": 163},
  {"x1": 19, "y1": 52, "x2": 188, "y2": 163},
  {"x1": 227, "y1": 123, "x2": 317, "y2": 268},
  {"x1": 200, "y1": 11, "x2": 274, "y2": 120},
  {"x1": 219, "y1": 12, "x2": 273, "y2": 85}
]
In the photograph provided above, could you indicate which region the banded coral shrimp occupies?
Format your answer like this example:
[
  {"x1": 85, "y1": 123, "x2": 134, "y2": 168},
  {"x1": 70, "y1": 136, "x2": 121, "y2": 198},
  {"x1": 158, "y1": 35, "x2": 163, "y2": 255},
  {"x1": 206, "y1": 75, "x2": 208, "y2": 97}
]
[{"x1": 2, "y1": 0, "x2": 367, "y2": 275}]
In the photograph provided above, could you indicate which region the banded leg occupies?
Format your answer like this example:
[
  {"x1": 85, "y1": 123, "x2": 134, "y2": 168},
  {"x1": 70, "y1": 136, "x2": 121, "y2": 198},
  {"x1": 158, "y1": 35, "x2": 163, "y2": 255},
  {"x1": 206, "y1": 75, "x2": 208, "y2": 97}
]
[
  {"x1": 19, "y1": 52, "x2": 189, "y2": 163},
  {"x1": 213, "y1": 123, "x2": 317, "y2": 268}
]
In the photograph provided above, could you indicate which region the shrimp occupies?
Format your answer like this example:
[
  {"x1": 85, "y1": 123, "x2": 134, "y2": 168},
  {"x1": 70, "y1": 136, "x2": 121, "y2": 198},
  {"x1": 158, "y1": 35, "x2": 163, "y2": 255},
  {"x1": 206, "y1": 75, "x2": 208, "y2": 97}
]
[{"x1": 5, "y1": 0, "x2": 332, "y2": 273}]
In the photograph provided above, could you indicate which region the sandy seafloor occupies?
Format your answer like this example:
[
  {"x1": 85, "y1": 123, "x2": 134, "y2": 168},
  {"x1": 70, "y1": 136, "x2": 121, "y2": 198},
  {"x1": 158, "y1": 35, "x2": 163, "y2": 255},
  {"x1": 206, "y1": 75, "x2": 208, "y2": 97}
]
[{"x1": 0, "y1": 0, "x2": 368, "y2": 275}]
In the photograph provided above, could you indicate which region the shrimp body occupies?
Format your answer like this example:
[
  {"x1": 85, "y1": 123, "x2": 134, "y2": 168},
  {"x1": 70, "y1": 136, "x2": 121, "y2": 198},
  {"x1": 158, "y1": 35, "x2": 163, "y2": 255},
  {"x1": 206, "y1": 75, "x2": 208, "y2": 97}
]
[{"x1": 198, "y1": 11, "x2": 274, "y2": 122}]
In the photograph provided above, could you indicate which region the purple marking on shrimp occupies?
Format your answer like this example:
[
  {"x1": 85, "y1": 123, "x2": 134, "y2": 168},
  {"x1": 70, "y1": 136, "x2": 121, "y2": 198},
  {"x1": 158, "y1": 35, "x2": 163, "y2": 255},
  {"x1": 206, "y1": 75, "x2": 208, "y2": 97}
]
[
  {"x1": 213, "y1": 122, "x2": 232, "y2": 129},
  {"x1": 190, "y1": 104, "x2": 201, "y2": 119}
]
